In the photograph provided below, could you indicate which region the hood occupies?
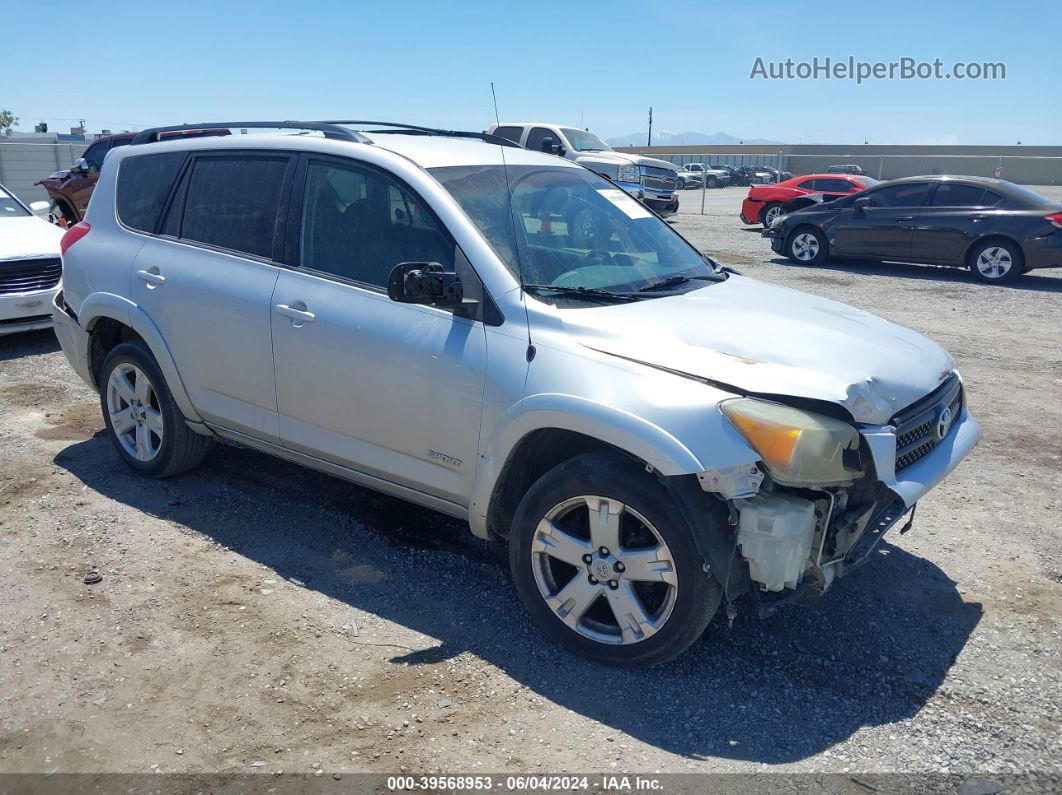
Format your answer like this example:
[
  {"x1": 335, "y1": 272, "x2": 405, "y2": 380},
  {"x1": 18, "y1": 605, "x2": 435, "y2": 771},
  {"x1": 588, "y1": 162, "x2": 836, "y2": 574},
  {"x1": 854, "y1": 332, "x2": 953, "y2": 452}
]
[
  {"x1": 0, "y1": 216, "x2": 64, "y2": 260},
  {"x1": 558, "y1": 275, "x2": 955, "y2": 424},
  {"x1": 35, "y1": 170, "x2": 70, "y2": 187},
  {"x1": 575, "y1": 151, "x2": 677, "y2": 174}
]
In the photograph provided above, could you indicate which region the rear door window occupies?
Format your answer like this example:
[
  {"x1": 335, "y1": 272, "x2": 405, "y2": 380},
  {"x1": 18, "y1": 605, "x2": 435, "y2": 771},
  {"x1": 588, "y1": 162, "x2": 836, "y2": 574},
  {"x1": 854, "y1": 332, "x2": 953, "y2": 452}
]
[
  {"x1": 928, "y1": 183, "x2": 992, "y2": 207},
  {"x1": 492, "y1": 126, "x2": 524, "y2": 144},
  {"x1": 178, "y1": 154, "x2": 291, "y2": 259},
  {"x1": 117, "y1": 152, "x2": 187, "y2": 234}
]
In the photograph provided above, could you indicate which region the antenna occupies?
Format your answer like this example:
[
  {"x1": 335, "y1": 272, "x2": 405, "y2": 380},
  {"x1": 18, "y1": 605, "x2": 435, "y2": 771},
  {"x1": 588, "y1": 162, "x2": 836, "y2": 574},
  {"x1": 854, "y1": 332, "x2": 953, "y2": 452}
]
[
  {"x1": 490, "y1": 82, "x2": 501, "y2": 127},
  {"x1": 489, "y1": 83, "x2": 534, "y2": 355}
]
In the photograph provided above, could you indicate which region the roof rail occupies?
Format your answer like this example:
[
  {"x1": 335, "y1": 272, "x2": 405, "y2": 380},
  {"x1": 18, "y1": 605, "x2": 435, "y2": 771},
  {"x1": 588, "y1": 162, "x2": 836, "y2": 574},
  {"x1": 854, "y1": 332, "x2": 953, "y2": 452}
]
[
  {"x1": 130, "y1": 121, "x2": 372, "y2": 146},
  {"x1": 323, "y1": 120, "x2": 524, "y2": 148}
]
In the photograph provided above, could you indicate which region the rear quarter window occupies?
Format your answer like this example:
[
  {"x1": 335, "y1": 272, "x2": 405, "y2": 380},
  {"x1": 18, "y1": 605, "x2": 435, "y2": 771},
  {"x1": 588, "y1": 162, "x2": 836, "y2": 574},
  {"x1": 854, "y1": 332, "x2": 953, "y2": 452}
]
[{"x1": 116, "y1": 152, "x2": 187, "y2": 233}]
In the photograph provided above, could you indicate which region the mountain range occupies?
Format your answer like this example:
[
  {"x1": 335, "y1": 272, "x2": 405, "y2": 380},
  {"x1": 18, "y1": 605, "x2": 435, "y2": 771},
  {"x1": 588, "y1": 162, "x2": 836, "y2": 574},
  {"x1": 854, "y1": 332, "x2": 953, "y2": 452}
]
[{"x1": 605, "y1": 130, "x2": 784, "y2": 147}]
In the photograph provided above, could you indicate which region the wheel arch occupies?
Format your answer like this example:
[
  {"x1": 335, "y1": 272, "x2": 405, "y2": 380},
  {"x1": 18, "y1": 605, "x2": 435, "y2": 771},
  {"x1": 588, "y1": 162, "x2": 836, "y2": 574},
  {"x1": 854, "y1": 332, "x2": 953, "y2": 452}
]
[
  {"x1": 963, "y1": 233, "x2": 1025, "y2": 268},
  {"x1": 79, "y1": 294, "x2": 202, "y2": 422},
  {"x1": 469, "y1": 395, "x2": 712, "y2": 540}
]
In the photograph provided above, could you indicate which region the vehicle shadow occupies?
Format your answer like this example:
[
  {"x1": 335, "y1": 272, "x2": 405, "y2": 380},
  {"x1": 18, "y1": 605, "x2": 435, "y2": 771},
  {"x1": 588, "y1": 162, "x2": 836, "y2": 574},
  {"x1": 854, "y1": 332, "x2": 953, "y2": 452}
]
[
  {"x1": 0, "y1": 327, "x2": 60, "y2": 361},
  {"x1": 55, "y1": 436, "x2": 981, "y2": 764},
  {"x1": 769, "y1": 256, "x2": 1062, "y2": 292}
]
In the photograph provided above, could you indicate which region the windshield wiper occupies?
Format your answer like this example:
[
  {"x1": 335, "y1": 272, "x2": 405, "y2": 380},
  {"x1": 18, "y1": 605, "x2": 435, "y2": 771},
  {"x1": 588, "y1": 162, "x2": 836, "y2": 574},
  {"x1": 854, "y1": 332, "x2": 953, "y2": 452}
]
[
  {"x1": 523, "y1": 284, "x2": 645, "y2": 303},
  {"x1": 638, "y1": 274, "x2": 724, "y2": 292}
]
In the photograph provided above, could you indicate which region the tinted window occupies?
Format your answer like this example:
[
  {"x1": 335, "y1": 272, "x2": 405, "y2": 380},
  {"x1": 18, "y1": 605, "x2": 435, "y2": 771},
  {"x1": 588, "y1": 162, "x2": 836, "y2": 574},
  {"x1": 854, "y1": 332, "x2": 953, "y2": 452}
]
[
  {"x1": 819, "y1": 178, "x2": 857, "y2": 192},
  {"x1": 982, "y1": 190, "x2": 1002, "y2": 207},
  {"x1": 110, "y1": 138, "x2": 133, "y2": 149},
  {"x1": 865, "y1": 182, "x2": 931, "y2": 208},
  {"x1": 299, "y1": 160, "x2": 454, "y2": 288},
  {"x1": 492, "y1": 126, "x2": 523, "y2": 143},
  {"x1": 83, "y1": 141, "x2": 109, "y2": 172},
  {"x1": 797, "y1": 179, "x2": 819, "y2": 190},
  {"x1": 180, "y1": 155, "x2": 289, "y2": 258},
  {"x1": 525, "y1": 127, "x2": 558, "y2": 153},
  {"x1": 117, "y1": 152, "x2": 186, "y2": 234},
  {"x1": 928, "y1": 183, "x2": 991, "y2": 207}
]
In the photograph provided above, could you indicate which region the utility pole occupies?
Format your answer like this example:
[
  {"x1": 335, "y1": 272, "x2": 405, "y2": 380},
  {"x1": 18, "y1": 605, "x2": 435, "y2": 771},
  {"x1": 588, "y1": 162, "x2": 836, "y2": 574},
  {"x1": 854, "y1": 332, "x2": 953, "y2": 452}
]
[{"x1": 647, "y1": 107, "x2": 653, "y2": 147}]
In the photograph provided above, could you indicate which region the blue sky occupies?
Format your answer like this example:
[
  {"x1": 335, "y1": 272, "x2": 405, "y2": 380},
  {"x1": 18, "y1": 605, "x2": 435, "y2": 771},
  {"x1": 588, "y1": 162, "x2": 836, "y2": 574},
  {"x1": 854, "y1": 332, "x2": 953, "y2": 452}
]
[{"x1": 6, "y1": 0, "x2": 1058, "y2": 145}]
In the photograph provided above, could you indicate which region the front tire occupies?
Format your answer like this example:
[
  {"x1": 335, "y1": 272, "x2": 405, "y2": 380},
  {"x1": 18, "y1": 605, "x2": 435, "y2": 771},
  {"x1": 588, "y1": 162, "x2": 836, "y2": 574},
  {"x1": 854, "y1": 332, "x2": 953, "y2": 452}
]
[
  {"x1": 99, "y1": 341, "x2": 212, "y2": 478},
  {"x1": 508, "y1": 452, "x2": 722, "y2": 667},
  {"x1": 786, "y1": 226, "x2": 829, "y2": 265},
  {"x1": 969, "y1": 239, "x2": 1024, "y2": 285},
  {"x1": 706, "y1": 176, "x2": 719, "y2": 189}
]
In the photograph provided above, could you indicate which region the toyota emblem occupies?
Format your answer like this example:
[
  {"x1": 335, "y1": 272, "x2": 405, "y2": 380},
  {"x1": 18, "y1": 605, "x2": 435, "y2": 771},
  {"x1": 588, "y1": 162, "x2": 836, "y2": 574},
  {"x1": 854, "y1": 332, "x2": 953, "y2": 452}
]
[{"x1": 934, "y1": 406, "x2": 954, "y2": 441}]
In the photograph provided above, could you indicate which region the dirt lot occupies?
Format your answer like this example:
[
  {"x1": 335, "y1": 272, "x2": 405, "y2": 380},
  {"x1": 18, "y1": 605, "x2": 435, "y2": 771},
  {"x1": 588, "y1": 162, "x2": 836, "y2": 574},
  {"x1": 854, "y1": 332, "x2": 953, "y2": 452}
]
[{"x1": 1, "y1": 185, "x2": 1060, "y2": 782}]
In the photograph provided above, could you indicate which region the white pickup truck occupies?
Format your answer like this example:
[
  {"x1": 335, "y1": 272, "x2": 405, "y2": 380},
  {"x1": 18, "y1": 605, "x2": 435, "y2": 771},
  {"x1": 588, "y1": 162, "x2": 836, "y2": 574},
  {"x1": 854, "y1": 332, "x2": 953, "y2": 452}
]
[{"x1": 488, "y1": 122, "x2": 680, "y2": 216}]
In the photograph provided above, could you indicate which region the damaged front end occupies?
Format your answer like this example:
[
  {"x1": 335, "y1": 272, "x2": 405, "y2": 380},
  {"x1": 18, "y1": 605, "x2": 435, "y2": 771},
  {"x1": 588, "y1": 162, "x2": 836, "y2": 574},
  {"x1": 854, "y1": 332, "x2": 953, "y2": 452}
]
[{"x1": 694, "y1": 372, "x2": 976, "y2": 618}]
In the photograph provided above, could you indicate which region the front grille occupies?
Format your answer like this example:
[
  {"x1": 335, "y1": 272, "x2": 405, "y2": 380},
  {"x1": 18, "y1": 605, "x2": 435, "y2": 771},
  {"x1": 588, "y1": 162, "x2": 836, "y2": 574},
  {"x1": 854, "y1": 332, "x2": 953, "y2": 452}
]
[
  {"x1": 892, "y1": 374, "x2": 963, "y2": 472},
  {"x1": 0, "y1": 257, "x2": 62, "y2": 295},
  {"x1": 642, "y1": 176, "x2": 678, "y2": 191}
]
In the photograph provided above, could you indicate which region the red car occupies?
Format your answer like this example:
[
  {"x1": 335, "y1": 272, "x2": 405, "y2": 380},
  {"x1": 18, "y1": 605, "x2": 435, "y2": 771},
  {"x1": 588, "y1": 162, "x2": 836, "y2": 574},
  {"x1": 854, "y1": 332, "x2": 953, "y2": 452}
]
[{"x1": 740, "y1": 174, "x2": 879, "y2": 227}]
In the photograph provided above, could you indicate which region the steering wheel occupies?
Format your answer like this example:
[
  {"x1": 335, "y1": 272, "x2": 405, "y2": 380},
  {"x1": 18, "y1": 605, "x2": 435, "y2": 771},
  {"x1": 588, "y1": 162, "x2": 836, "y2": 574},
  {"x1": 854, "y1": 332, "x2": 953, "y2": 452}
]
[{"x1": 583, "y1": 248, "x2": 613, "y2": 266}]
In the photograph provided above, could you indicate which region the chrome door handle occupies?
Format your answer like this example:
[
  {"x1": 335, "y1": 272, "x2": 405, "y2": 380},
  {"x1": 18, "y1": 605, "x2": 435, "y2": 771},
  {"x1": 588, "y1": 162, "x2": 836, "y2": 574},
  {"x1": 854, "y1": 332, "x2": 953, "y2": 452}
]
[
  {"x1": 895, "y1": 215, "x2": 915, "y2": 222},
  {"x1": 275, "y1": 303, "x2": 316, "y2": 323},
  {"x1": 135, "y1": 269, "x2": 165, "y2": 285}
]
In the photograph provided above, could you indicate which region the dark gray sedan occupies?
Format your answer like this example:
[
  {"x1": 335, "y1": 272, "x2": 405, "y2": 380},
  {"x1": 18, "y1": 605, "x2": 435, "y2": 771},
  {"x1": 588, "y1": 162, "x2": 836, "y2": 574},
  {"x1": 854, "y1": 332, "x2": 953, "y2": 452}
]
[{"x1": 763, "y1": 175, "x2": 1062, "y2": 284}]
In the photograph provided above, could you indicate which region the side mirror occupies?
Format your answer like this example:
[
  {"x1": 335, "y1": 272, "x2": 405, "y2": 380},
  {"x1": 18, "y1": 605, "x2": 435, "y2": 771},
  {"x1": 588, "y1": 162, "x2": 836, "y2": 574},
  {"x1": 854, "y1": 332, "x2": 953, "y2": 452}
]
[
  {"x1": 71, "y1": 158, "x2": 90, "y2": 175},
  {"x1": 852, "y1": 196, "x2": 871, "y2": 211},
  {"x1": 387, "y1": 262, "x2": 465, "y2": 308},
  {"x1": 539, "y1": 137, "x2": 564, "y2": 156},
  {"x1": 29, "y1": 201, "x2": 50, "y2": 217}
]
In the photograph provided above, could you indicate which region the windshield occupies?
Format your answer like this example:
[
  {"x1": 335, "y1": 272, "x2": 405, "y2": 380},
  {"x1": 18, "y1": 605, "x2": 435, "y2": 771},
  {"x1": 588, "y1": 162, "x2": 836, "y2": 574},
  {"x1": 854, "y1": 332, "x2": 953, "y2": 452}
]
[
  {"x1": 0, "y1": 188, "x2": 30, "y2": 218},
  {"x1": 561, "y1": 128, "x2": 611, "y2": 152},
  {"x1": 430, "y1": 164, "x2": 721, "y2": 299}
]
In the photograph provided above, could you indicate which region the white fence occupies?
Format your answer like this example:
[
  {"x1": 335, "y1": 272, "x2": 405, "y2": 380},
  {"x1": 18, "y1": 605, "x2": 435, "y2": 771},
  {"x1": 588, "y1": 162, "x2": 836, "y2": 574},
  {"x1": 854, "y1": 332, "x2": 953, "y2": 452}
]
[
  {"x1": 650, "y1": 152, "x2": 1062, "y2": 186},
  {"x1": 0, "y1": 142, "x2": 90, "y2": 205}
]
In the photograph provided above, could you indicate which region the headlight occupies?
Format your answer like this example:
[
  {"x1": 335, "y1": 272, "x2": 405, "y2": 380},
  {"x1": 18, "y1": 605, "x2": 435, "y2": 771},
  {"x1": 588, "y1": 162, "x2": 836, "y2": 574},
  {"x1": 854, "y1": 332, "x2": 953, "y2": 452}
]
[
  {"x1": 618, "y1": 163, "x2": 640, "y2": 183},
  {"x1": 770, "y1": 214, "x2": 789, "y2": 227},
  {"x1": 721, "y1": 398, "x2": 863, "y2": 486}
]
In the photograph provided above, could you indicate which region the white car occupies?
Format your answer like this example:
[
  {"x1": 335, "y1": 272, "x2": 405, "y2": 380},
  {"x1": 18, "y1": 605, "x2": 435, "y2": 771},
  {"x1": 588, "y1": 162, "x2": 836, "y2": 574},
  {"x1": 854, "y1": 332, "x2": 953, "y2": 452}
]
[{"x1": 0, "y1": 183, "x2": 64, "y2": 336}]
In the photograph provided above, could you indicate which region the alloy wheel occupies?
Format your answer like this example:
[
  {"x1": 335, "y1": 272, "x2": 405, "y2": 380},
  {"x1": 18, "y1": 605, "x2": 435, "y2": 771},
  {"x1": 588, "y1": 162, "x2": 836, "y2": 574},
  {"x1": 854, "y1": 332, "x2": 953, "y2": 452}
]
[
  {"x1": 975, "y1": 246, "x2": 1013, "y2": 279},
  {"x1": 763, "y1": 205, "x2": 783, "y2": 226},
  {"x1": 792, "y1": 232, "x2": 820, "y2": 261},
  {"x1": 106, "y1": 363, "x2": 164, "y2": 462},
  {"x1": 530, "y1": 495, "x2": 678, "y2": 645}
]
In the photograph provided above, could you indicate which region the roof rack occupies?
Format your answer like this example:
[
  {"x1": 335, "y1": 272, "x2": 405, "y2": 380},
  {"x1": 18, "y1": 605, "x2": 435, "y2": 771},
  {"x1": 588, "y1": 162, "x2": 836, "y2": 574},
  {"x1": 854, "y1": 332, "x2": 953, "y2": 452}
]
[
  {"x1": 130, "y1": 121, "x2": 373, "y2": 146},
  {"x1": 323, "y1": 120, "x2": 524, "y2": 148}
]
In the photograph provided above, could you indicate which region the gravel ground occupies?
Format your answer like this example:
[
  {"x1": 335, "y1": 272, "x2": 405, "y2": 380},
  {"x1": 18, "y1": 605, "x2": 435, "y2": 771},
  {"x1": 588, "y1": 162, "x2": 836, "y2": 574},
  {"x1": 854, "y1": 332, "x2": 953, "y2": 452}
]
[{"x1": 0, "y1": 185, "x2": 1060, "y2": 784}]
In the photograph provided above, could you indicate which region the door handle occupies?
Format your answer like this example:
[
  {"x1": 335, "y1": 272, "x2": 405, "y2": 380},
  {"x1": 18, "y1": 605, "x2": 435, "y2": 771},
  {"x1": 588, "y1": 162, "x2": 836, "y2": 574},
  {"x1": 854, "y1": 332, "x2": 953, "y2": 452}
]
[
  {"x1": 895, "y1": 215, "x2": 915, "y2": 222},
  {"x1": 135, "y1": 268, "x2": 166, "y2": 286},
  {"x1": 275, "y1": 303, "x2": 316, "y2": 323}
]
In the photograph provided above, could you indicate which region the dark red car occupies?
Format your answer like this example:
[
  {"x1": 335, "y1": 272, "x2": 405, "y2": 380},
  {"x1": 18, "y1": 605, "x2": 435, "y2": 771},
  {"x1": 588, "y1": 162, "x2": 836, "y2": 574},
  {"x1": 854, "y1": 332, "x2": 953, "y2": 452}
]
[
  {"x1": 741, "y1": 173, "x2": 878, "y2": 227},
  {"x1": 36, "y1": 129, "x2": 229, "y2": 226}
]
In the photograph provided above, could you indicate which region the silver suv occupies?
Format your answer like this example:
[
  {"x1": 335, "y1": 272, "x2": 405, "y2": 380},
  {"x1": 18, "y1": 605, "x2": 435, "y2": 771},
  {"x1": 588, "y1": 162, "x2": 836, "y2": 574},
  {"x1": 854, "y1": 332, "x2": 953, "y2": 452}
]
[{"x1": 51, "y1": 120, "x2": 980, "y2": 666}]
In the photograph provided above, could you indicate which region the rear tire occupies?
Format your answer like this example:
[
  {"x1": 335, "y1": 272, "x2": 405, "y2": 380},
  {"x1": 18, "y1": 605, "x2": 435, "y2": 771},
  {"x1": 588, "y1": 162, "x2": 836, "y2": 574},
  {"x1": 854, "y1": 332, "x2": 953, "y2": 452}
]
[
  {"x1": 706, "y1": 176, "x2": 719, "y2": 189},
  {"x1": 508, "y1": 452, "x2": 722, "y2": 667},
  {"x1": 760, "y1": 202, "x2": 783, "y2": 227},
  {"x1": 968, "y1": 239, "x2": 1024, "y2": 285},
  {"x1": 99, "y1": 341, "x2": 212, "y2": 478},
  {"x1": 786, "y1": 226, "x2": 829, "y2": 265}
]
